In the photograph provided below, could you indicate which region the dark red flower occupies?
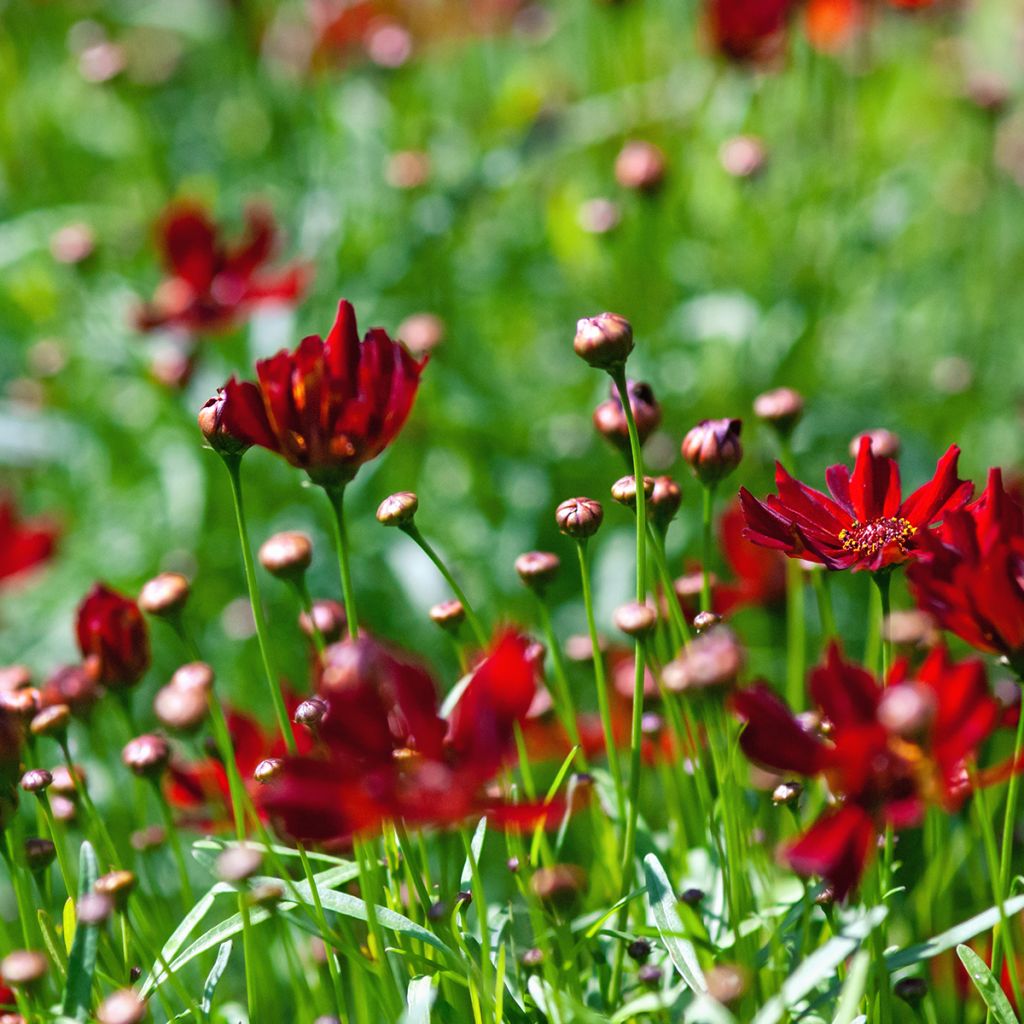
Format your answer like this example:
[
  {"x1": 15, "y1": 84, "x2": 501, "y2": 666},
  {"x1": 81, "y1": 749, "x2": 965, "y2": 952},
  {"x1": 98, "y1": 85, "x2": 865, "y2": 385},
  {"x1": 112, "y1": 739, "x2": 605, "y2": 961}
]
[
  {"x1": 740, "y1": 438, "x2": 973, "y2": 573},
  {"x1": 136, "y1": 201, "x2": 309, "y2": 337},
  {"x1": 261, "y1": 631, "x2": 551, "y2": 842},
  {"x1": 0, "y1": 497, "x2": 57, "y2": 584},
  {"x1": 221, "y1": 299, "x2": 426, "y2": 486},
  {"x1": 715, "y1": 499, "x2": 787, "y2": 614},
  {"x1": 731, "y1": 643, "x2": 1003, "y2": 897},
  {"x1": 705, "y1": 0, "x2": 794, "y2": 62},
  {"x1": 75, "y1": 584, "x2": 150, "y2": 689},
  {"x1": 909, "y1": 468, "x2": 1024, "y2": 673}
]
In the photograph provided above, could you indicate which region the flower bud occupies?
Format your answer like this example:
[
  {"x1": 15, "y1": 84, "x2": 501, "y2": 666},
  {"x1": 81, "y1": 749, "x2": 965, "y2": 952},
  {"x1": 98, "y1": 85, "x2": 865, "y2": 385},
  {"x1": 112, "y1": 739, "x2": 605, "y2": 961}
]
[
  {"x1": 530, "y1": 865, "x2": 587, "y2": 911},
  {"x1": 77, "y1": 891, "x2": 114, "y2": 926},
  {"x1": 882, "y1": 610, "x2": 939, "y2": 649},
  {"x1": 40, "y1": 665, "x2": 99, "y2": 719},
  {"x1": 610, "y1": 475, "x2": 655, "y2": 510},
  {"x1": 258, "y1": 532, "x2": 313, "y2": 580},
  {"x1": 613, "y1": 601, "x2": 658, "y2": 638},
  {"x1": 771, "y1": 781, "x2": 803, "y2": 807},
  {"x1": 154, "y1": 684, "x2": 208, "y2": 733},
  {"x1": 294, "y1": 697, "x2": 328, "y2": 730},
  {"x1": 706, "y1": 964, "x2": 748, "y2": 1006},
  {"x1": 850, "y1": 429, "x2": 900, "y2": 459},
  {"x1": 198, "y1": 389, "x2": 250, "y2": 456},
  {"x1": 50, "y1": 764, "x2": 84, "y2": 797},
  {"x1": 555, "y1": 497, "x2": 603, "y2": 539},
  {"x1": 121, "y1": 734, "x2": 170, "y2": 778},
  {"x1": 216, "y1": 845, "x2": 264, "y2": 884},
  {"x1": 299, "y1": 600, "x2": 347, "y2": 645},
  {"x1": 254, "y1": 758, "x2": 284, "y2": 785},
  {"x1": 249, "y1": 881, "x2": 285, "y2": 908},
  {"x1": 627, "y1": 938, "x2": 652, "y2": 963},
  {"x1": 429, "y1": 599, "x2": 465, "y2": 633},
  {"x1": 681, "y1": 419, "x2": 743, "y2": 486},
  {"x1": 573, "y1": 313, "x2": 634, "y2": 371},
  {"x1": 894, "y1": 976, "x2": 927, "y2": 1004},
  {"x1": 662, "y1": 626, "x2": 744, "y2": 693},
  {"x1": 593, "y1": 380, "x2": 661, "y2": 454},
  {"x1": 94, "y1": 870, "x2": 137, "y2": 912},
  {"x1": 51, "y1": 795, "x2": 76, "y2": 823},
  {"x1": 138, "y1": 572, "x2": 190, "y2": 618},
  {"x1": 20, "y1": 769, "x2": 52, "y2": 794},
  {"x1": 131, "y1": 825, "x2": 166, "y2": 852},
  {"x1": 753, "y1": 387, "x2": 804, "y2": 436},
  {"x1": 680, "y1": 887, "x2": 704, "y2": 906},
  {"x1": 170, "y1": 662, "x2": 215, "y2": 694},
  {"x1": 649, "y1": 477, "x2": 682, "y2": 531},
  {"x1": 24, "y1": 837, "x2": 56, "y2": 872},
  {"x1": 614, "y1": 140, "x2": 666, "y2": 193},
  {"x1": 0, "y1": 688, "x2": 39, "y2": 722},
  {"x1": 30, "y1": 704, "x2": 70, "y2": 741},
  {"x1": 877, "y1": 683, "x2": 937, "y2": 740},
  {"x1": 514, "y1": 551, "x2": 561, "y2": 593},
  {"x1": 565, "y1": 633, "x2": 607, "y2": 661},
  {"x1": 0, "y1": 666, "x2": 31, "y2": 693},
  {"x1": 638, "y1": 964, "x2": 662, "y2": 988},
  {"x1": 97, "y1": 990, "x2": 147, "y2": 1024},
  {"x1": 693, "y1": 610, "x2": 721, "y2": 633},
  {"x1": 376, "y1": 491, "x2": 419, "y2": 527},
  {"x1": 506, "y1": 857, "x2": 520, "y2": 873},
  {"x1": 397, "y1": 313, "x2": 445, "y2": 357},
  {"x1": 520, "y1": 948, "x2": 544, "y2": 968},
  {"x1": 719, "y1": 134, "x2": 767, "y2": 178},
  {"x1": 0, "y1": 951, "x2": 47, "y2": 987}
]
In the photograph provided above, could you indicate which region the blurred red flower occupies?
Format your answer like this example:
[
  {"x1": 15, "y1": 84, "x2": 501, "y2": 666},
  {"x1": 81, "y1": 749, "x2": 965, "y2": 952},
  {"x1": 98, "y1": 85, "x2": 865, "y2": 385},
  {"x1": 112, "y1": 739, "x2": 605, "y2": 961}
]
[
  {"x1": 908, "y1": 468, "x2": 1024, "y2": 673},
  {"x1": 0, "y1": 497, "x2": 57, "y2": 585},
  {"x1": 221, "y1": 299, "x2": 426, "y2": 486},
  {"x1": 740, "y1": 437, "x2": 972, "y2": 572},
  {"x1": 261, "y1": 631, "x2": 551, "y2": 842},
  {"x1": 76, "y1": 583, "x2": 150, "y2": 689},
  {"x1": 136, "y1": 201, "x2": 309, "y2": 337},
  {"x1": 715, "y1": 499, "x2": 787, "y2": 614},
  {"x1": 732, "y1": 643, "x2": 1003, "y2": 897},
  {"x1": 705, "y1": 0, "x2": 793, "y2": 63}
]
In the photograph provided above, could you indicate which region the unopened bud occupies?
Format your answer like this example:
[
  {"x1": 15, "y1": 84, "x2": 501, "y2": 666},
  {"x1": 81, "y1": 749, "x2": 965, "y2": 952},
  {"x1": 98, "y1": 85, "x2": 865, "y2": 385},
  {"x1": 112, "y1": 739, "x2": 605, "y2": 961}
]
[
  {"x1": 719, "y1": 134, "x2": 767, "y2": 178},
  {"x1": 96, "y1": 989, "x2": 147, "y2": 1024},
  {"x1": 131, "y1": 825, "x2": 166, "y2": 852},
  {"x1": 198, "y1": 390, "x2": 250, "y2": 456},
  {"x1": 77, "y1": 891, "x2": 114, "y2": 926},
  {"x1": 429, "y1": 600, "x2": 465, "y2": 633},
  {"x1": 258, "y1": 532, "x2": 313, "y2": 580},
  {"x1": 154, "y1": 684, "x2": 207, "y2": 733},
  {"x1": 693, "y1": 610, "x2": 721, "y2": 633},
  {"x1": 0, "y1": 951, "x2": 47, "y2": 987},
  {"x1": 894, "y1": 976, "x2": 927, "y2": 1003},
  {"x1": 0, "y1": 688, "x2": 39, "y2": 721},
  {"x1": 627, "y1": 938, "x2": 652, "y2": 963},
  {"x1": 121, "y1": 734, "x2": 170, "y2": 778},
  {"x1": 95, "y1": 870, "x2": 137, "y2": 912},
  {"x1": 680, "y1": 887, "x2": 704, "y2": 906},
  {"x1": 882, "y1": 610, "x2": 939, "y2": 649},
  {"x1": 30, "y1": 704, "x2": 70, "y2": 740},
  {"x1": 506, "y1": 857, "x2": 520, "y2": 873},
  {"x1": 397, "y1": 313, "x2": 444, "y2": 357},
  {"x1": 610, "y1": 475, "x2": 655, "y2": 510},
  {"x1": 613, "y1": 601, "x2": 658, "y2": 638},
  {"x1": 681, "y1": 419, "x2": 743, "y2": 486},
  {"x1": 593, "y1": 380, "x2": 661, "y2": 453},
  {"x1": 299, "y1": 600, "x2": 347, "y2": 645},
  {"x1": 877, "y1": 683, "x2": 936, "y2": 740},
  {"x1": 0, "y1": 666, "x2": 32, "y2": 693},
  {"x1": 50, "y1": 764, "x2": 84, "y2": 797},
  {"x1": 530, "y1": 865, "x2": 586, "y2": 911},
  {"x1": 614, "y1": 140, "x2": 666, "y2": 193},
  {"x1": 20, "y1": 769, "x2": 52, "y2": 794},
  {"x1": 573, "y1": 313, "x2": 634, "y2": 371},
  {"x1": 24, "y1": 837, "x2": 56, "y2": 872},
  {"x1": 216, "y1": 845, "x2": 264, "y2": 884},
  {"x1": 521, "y1": 948, "x2": 544, "y2": 968},
  {"x1": 376, "y1": 492, "x2": 418, "y2": 527},
  {"x1": 138, "y1": 572, "x2": 190, "y2": 617},
  {"x1": 638, "y1": 964, "x2": 662, "y2": 988},
  {"x1": 254, "y1": 758, "x2": 284, "y2": 785},
  {"x1": 514, "y1": 552, "x2": 561, "y2": 593},
  {"x1": 170, "y1": 662, "x2": 215, "y2": 693},
  {"x1": 294, "y1": 697, "x2": 328, "y2": 730},
  {"x1": 850, "y1": 429, "x2": 900, "y2": 460},
  {"x1": 753, "y1": 387, "x2": 804, "y2": 436},
  {"x1": 706, "y1": 964, "x2": 748, "y2": 1006},
  {"x1": 249, "y1": 881, "x2": 285, "y2": 908},
  {"x1": 662, "y1": 626, "x2": 744, "y2": 693},
  {"x1": 555, "y1": 497, "x2": 604, "y2": 539},
  {"x1": 649, "y1": 477, "x2": 682, "y2": 531},
  {"x1": 771, "y1": 781, "x2": 803, "y2": 807}
]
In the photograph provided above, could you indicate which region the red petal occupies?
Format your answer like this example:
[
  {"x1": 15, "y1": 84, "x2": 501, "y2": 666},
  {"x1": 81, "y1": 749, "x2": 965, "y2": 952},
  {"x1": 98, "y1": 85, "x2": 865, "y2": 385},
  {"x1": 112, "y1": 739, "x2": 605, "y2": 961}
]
[{"x1": 785, "y1": 804, "x2": 875, "y2": 899}]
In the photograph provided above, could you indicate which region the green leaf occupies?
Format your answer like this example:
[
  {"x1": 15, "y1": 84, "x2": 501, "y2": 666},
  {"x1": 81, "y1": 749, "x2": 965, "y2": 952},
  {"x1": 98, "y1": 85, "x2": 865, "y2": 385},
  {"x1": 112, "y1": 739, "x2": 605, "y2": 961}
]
[
  {"x1": 957, "y1": 945, "x2": 1020, "y2": 1024},
  {"x1": 37, "y1": 909, "x2": 68, "y2": 979},
  {"x1": 460, "y1": 818, "x2": 487, "y2": 889},
  {"x1": 831, "y1": 952, "x2": 870, "y2": 1024},
  {"x1": 61, "y1": 841, "x2": 100, "y2": 1022},
  {"x1": 192, "y1": 837, "x2": 347, "y2": 867},
  {"x1": 643, "y1": 854, "x2": 708, "y2": 994},
  {"x1": 402, "y1": 975, "x2": 435, "y2": 1024},
  {"x1": 751, "y1": 907, "x2": 886, "y2": 1024},
  {"x1": 200, "y1": 940, "x2": 233, "y2": 1016},
  {"x1": 527, "y1": 975, "x2": 610, "y2": 1024}
]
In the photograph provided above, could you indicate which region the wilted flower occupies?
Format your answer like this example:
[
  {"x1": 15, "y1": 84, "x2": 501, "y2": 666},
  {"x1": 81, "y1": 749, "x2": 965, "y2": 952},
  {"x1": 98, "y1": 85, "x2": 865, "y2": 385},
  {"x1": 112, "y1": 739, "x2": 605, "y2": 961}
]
[
  {"x1": 76, "y1": 584, "x2": 150, "y2": 689},
  {"x1": 221, "y1": 300, "x2": 427, "y2": 487}
]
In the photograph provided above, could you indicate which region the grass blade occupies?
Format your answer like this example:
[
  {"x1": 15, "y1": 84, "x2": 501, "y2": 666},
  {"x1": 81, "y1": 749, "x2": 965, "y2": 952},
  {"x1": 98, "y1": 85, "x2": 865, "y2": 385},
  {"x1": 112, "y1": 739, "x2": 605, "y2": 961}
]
[
  {"x1": 831, "y1": 951, "x2": 870, "y2": 1024},
  {"x1": 957, "y1": 945, "x2": 1020, "y2": 1024},
  {"x1": 402, "y1": 975, "x2": 435, "y2": 1024},
  {"x1": 643, "y1": 853, "x2": 707, "y2": 994},
  {"x1": 60, "y1": 841, "x2": 99, "y2": 1022},
  {"x1": 200, "y1": 939, "x2": 233, "y2": 1016}
]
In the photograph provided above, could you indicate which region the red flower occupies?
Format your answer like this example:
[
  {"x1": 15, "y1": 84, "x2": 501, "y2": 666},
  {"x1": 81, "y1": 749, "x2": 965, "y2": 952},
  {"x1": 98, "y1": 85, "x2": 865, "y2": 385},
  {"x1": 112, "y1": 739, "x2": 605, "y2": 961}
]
[
  {"x1": 261, "y1": 631, "x2": 550, "y2": 842},
  {"x1": 740, "y1": 438, "x2": 973, "y2": 573},
  {"x1": 0, "y1": 497, "x2": 57, "y2": 584},
  {"x1": 715, "y1": 499, "x2": 787, "y2": 614},
  {"x1": 221, "y1": 299, "x2": 426, "y2": 486},
  {"x1": 732, "y1": 643, "x2": 1003, "y2": 897},
  {"x1": 76, "y1": 584, "x2": 150, "y2": 689},
  {"x1": 705, "y1": 0, "x2": 793, "y2": 62},
  {"x1": 136, "y1": 201, "x2": 309, "y2": 337},
  {"x1": 909, "y1": 469, "x2": 1024, "y2": 673}
]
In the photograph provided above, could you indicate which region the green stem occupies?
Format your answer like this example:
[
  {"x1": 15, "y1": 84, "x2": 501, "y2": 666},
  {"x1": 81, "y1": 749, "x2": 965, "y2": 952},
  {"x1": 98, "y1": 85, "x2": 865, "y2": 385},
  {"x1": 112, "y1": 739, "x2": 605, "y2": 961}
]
[
  {"x1": 648, "y1": 526, "x2": 691, "y2": 651},
  {"x1": 402, "y1": 522, "x2": 487, "y2": 648},
  {"x1": 297, "y1": 842, "x2": 347, "y2": 1016},
  {"x1": 811, "y1": 570, "x2": 836, "y2": 643},
  {"x1": 153, "y1": 781, "x2": 194, "y2": 906},
  {"x1": 293, "y1": 577, "x2": 327, "y2": 656},
  {"x1": 991, "y1": 702, "x2": 1024, "y2": 993},
  {"x1": 36, "y1": 793, "x2": 75, "y2": 899},
  {"x1": 785, "y1": 560, "x2": 806, "y2": 711},
  {"x1": 700, "y1": 484, "x2": 716, "y2": 612},
  {"x1": 323, "y1": 483, "x2": 360, "y2": 641},
  {"x1": 223, "y1": 454, "x2": 297, "y2": 754},
  {"x1": 58, "y1": 739, "x2": 120, "y2": 869},
  {"x1": 533, "y1": 596, "x2": 584, "y2": 758},
  {"x1": 873, "y1": 572, "x2": 892, "y2": 680},
  {"x1": 2, "y1": 833, "x2": 33, "y2": 947}
]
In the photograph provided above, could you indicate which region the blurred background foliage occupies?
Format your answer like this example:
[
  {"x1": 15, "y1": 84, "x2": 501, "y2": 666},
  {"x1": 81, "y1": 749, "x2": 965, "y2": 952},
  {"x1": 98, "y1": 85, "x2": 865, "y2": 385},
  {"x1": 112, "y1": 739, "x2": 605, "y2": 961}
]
[{"x1": 2, "y1": 0, "x2": 1023, "y2": 716}]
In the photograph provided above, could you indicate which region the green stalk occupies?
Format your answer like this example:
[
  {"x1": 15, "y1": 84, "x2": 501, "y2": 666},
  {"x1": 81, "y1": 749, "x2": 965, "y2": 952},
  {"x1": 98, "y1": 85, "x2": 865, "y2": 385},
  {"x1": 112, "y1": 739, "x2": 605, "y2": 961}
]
[
  {"x1": 2, "y1": 832, "x2": 33, "y2": 946},
  {"x1": 401, "y1": 521, "x2": 488, "y2": 648},
  {"x1": 811, "y1": 569, "x2": 836, "y2": 642},
  {"x1": 152, "y1": 781, "x2": 194, "y2": 905},
  {"x1": 293, "y1": 577, "x2": 327, "y2": 655},
  {"x1": 700, "y1": 484, "x2": 716, "y2": 612},
  {"x1": 35, "y1": 792, "x2": 75, "y2": 898},
  {"x1": 648, "y1": 525, "x2": 691, "y2": 651},
  {"x1": 58, "y1": 739, "x2": 120, "y2": 869},
  {"x1": 873, "y1": 572, "x2": 892, "y2": 680},
  {"x1": 533, "y1": 596, "x2": 585, "y2": 759},
  {"x1": 323, "y1": 483, "x2": 360, "y2": 641},
  {"x1": 785, "y1": 560, "x2": 807, "y2": 710},
  {"x1": 222, "y1": 454, "x2": 297, "y2": 754}
]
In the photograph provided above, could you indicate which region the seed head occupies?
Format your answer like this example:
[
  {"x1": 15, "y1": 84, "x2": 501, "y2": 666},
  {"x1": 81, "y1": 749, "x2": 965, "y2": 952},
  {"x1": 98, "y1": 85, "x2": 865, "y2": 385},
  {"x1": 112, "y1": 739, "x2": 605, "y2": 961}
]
[
  {"x1": 681, "y1": 419, "x2": 743, "y2": 486},
  {"x1": 555, "y1": 497, "x2": 603, "y2": 539},
  {"x1": 138, "y1": 572, "x2": 190, "y2": 618},
  {"x1": 121, "y1": 734, "x2": 171, "y2": 778},
  {"x1": 258, "y1": 532, "x2": 313, "y2": 580},
  {"x1": 573, "y1": 313, "x2": 634, "y2": 371},
  {"x1": 376, "y1": 491, "x2": 419, "y2": 527},
  {"x1": 514, "y1": 551, "x2": 561, "y2": 593}
]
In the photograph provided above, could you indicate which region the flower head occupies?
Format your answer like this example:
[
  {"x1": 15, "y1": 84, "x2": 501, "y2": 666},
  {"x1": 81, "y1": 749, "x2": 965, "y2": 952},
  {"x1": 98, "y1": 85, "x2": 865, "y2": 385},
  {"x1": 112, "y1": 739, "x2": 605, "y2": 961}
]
[
  {"x1": 740, "y1": 438, "x2": 973, "y2": 572},
  {"x1": 705, "y1": 0, "x2": 793, "y2": 63},
  {"x1": 908, "y1": 468, "x2": 1024, "y2": 669},
  {"x1": 76, "y1": 584, "x2": 150, "y2": 689},
  {"x1": 136, "y1": 201, "x2": 309, "y2": 337},
  {"x1": 0, "y1": 498, "x2": 57, "y2": 585},
  {"x1": 731, "y1": 643, "x2": 1003, "y2": 897},
  {"x1": 221, "y1": 300, "x2": 426, "y2": 486}
]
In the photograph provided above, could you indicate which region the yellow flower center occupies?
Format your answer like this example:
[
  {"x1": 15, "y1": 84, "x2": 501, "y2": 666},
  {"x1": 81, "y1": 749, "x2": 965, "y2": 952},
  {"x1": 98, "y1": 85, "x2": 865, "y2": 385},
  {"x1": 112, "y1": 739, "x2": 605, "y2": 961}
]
[{"x1": 838, "y1": 516, "x2": 916, "y2": 557}]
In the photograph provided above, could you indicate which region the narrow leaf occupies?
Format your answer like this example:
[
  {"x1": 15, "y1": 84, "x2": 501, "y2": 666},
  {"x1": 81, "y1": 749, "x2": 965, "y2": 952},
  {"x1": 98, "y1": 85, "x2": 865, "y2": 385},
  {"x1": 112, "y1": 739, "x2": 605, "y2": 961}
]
[
  {"x1": 200, "y1": 940, "x2": 233, "y2": 1016},
  {"x1": 403, "y1": 975, "x2": 435, "y2": 1024},
  {"x1": 37, "y1": 910, "x2": 68, "y2": 978},
  {"x1": 460, "y1": 818, "x2": 487, "y2": 889},
  {"x1": 61, "y1": 841, "x2": 100, "y2": 1021},
  {"x1": 643, "y1": 854, "x2": 708, "y2": 994},
  {"x1": 831, "y1": 951, "x2": 870, "y2": 1024},
  {"x1": 956, "y1": 945, "x2": 1020, "y2": 1024}
]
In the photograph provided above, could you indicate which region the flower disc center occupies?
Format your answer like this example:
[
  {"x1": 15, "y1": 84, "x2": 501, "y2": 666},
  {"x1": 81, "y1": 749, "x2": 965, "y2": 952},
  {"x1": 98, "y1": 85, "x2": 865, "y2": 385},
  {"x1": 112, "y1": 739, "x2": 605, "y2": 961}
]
[{"x1": 839, "y1": 516, "x2": 915, "y2": 557}]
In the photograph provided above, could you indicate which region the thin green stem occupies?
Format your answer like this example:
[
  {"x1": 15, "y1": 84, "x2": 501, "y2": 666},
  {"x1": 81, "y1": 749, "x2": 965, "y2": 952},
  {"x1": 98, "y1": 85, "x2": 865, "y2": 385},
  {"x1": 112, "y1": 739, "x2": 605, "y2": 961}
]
[
  {"x1": 533, "y1": 596, "x2": 584, "y2": 758},
  {"x1": 648, "y1": 526, "x2": 690, "y2": 651},
  {"x1": 58, "y1": 739, "x2": 120, "y2": 869},
  {"x1": 293, "y1": 577, "x2": 327, "y2": 656},
  {"x1": 785, "y1": 560, "x2": 806, "y2": 711},
  {"x1": 153, "y1": 781, "x2": 194, "y2": 906},
  {"x1": 323, "y1": 483, "x2": 360, "y2": 641},
  {"x1": 874, "y1": 572, "x2": 892, "y2": 680},
  {"x1": 223, "y1": 454, "x2": 297, "y2": 754},
  {"x1": 402, "y1": 522, "x2": 487, "y2": 647},
  {"x1": 700, "y1": 484, "x2": 716, "y2": 612},
  {"x1": 811, "y1": 570, "x2": 836, "y2": 642},
  {"x1": 2, "y1": 834, "x2": 33, "y2": 947},
  {"x1": 297, "y1": 842, "x2": 347, "y2": 1016},
  {"x1": 36, "y1": 793, "x2": 75, "y2": 898},
  {"x1": 991, "y1": 703, "x2": 1024, "y2": 994}
]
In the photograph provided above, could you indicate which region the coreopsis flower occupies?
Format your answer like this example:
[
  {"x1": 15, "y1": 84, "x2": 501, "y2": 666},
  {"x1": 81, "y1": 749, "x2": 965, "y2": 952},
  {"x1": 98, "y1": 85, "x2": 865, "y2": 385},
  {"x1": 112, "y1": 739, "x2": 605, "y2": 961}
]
[
  {"x1": 135, "y1": 201, "x2": 309, "y2": 337},
  {"x1": 220, "y1": 299, "x2": 427, "y2": 487},
  {"x1": 740, "y1": 438, "x2": 973, "y2": 573},
  {"x1": 261, "y1": 631, "x2": 550, "y2": 841},
  {"x1": 732, "y1": 643, "x2": 1004, "y2": 897},
  {"x1": 0, "y1": 498, "x2": 57, "y2": 585},
  {"x1": 76, "y1": 584, "x2": 150, "y2": 689},
  {"x1": 908, "y1": 469, "x2": 1024, "y2": 673},
  {"x1": 705, "y1": 0, "x2": 793, "y2": 63},
  {"x1": 714, "y1": 499, "x2": 787, "y2": 614}
]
